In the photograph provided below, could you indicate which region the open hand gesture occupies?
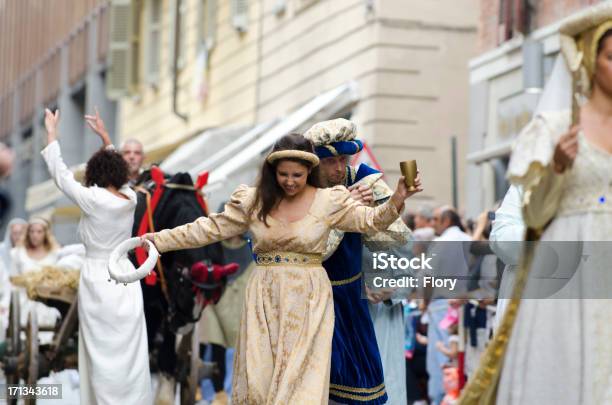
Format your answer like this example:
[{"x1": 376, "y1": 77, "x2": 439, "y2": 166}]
[
  {"x1": 44, "y1": 109, "x2": 60, "y2": 144},
  {"x1": 85, "y1": 107, "x2": 111, "y2": 146}
]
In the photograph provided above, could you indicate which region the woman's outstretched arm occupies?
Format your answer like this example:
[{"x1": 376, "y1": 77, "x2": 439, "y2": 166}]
[{"x1": 142, "y1": 185, "x2": 253, "y2": 253}]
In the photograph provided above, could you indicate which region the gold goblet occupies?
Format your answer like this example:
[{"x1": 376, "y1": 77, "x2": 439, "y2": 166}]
[{"x1": 399, "y1": 160, "x2": 418, "y2": 191}]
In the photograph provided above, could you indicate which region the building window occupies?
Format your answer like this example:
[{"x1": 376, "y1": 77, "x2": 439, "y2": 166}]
[
  {"x1": 231, "y1": 0, "x2": 249, "y2": 33},
  {"x1": 146, "y1": 0, "x2": 162, "y2": 85},
  {"x1": 498, "y1": 0, "x2": 531, "y2": 44},
  {"x1": 130, "y1": 0, "x2": 143, "y2": 89},
  {"x1": 106, "y1": 0, "x2": 144, "y2": 98},
  {"x1": 199, "y1": 0, "x2": 218, "y2": 50}
]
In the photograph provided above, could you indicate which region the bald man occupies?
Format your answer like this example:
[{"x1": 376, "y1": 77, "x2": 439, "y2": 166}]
[{"x1": 120, "y1": 139, "x2": 145, "y2": 186}]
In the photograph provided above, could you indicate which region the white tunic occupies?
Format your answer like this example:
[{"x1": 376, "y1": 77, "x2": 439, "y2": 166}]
[{"x1": 41, "y1": 141, "x2": 151, "y2": 405}]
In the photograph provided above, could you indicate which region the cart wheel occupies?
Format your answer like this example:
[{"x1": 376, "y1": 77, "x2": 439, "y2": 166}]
[
  {"x1": 7, "y1": 291, "x2": 20, "y2": 358},
  {"x1": 179, "y1": 325, "x2": 199, "y2": 405},
  {"x1": 26, "y1": 310, "x2": 39, "y2": 383},
  {"x1": 22, "y1": 311, "x2": 39, "y2": 405}
]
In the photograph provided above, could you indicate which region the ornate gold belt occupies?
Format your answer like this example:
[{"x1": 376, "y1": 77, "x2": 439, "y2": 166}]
[{"x1": 255, "y1": 251, "x2": 322, "y2": 267}]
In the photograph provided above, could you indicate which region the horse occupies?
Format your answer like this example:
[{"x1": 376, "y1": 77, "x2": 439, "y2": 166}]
[{"x1": 130, "y1": 166, "x2": 233, "y2": 379}]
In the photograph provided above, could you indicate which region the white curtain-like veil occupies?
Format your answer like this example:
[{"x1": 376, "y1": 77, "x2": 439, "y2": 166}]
[{"x1": 534, "y1": 53, "x2": 573, "y2": 116}]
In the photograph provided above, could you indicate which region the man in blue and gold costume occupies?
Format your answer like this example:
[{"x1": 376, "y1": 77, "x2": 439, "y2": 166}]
[{"x1": 304, "y1": 119, "x2": 411, "y2": 405}]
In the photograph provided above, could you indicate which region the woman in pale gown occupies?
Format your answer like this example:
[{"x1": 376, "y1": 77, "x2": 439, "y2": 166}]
[
  {"x1": 41, "y1": 109, "x2": 151, "y2": 404},
  {"x1": 461, "y1": 5, "x2": 612, "y2": 405},
  {"x1": 10, "y1": 218, "x2": 62, "y2": 343},
  {"x1": 143, "y1": 133, "x2": 422, "y2": 404}
]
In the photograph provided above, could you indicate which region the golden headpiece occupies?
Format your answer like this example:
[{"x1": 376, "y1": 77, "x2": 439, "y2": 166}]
[
  {"x1": 560, "y1": 2, "x2": 612, "y2": 120},
  {"x1": 266, "y1": 150, "x2": 320, "y2": 167},
  {"x1": 28, "y1": 216, "x2": 50, "y2": 227}
]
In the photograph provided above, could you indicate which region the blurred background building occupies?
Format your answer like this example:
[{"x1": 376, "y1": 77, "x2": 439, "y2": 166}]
[
  {"x1": 0, "y1": 0, "x2": 115, "y2": 240},
  {"x1": 466, "y1": 0, "x2": 604, "y2": 218},
  {"x1": 2, "y1": 0, "x2": 478, "y2": 242}
]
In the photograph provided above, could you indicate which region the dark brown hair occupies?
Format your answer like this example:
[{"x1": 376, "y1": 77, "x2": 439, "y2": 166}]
[
  {"x1": 85, "y1": 148, "x2": 129, "y2": 189},
  {"x1": 597, "y1": 29, "x2": 612, "y2": 55},
  {"x1": 254, "y1": 133, "x2": 321, "y2": 226}
]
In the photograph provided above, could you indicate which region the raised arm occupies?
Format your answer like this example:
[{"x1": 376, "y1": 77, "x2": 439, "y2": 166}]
[
  {"x1": 327, "y1": 175, "x2": 421, "y2": 234},
  {"x1": 147, "y1": 185, "x2": 253, "y2": 253},
  {"x1": 41, "y1": 109, "x2": 95, "y2": 213},
  {"x1": 363, "y1": 176, "x2": 412, "y2": 250}
]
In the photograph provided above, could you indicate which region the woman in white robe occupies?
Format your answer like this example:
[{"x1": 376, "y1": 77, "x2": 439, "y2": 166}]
[
  {"x1": 461, "y1": 5, "x2": 612, "y2": 404},
  {"x1": 41, "y1": 109, "x2": 151, "y2": 405}
]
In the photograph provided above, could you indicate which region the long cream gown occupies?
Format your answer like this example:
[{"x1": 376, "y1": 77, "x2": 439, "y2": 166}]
[
  {"x1": 154, "y1": 184, "x2": 400, "y2": 405},
  {"x1": 497, "y1": 110, "x2": 612, "y2": 404}
]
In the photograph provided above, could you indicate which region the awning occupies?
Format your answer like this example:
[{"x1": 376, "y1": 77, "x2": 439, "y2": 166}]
[
  {"x1": 160, "y1": 125, "x2": 253, "y2": 174},
  {"x1": 466, "y1": 139, "x2": 513, "y2": 164},
  {"x1": 186, "y1": 121, "x2": 278, "y2": 177},
  {"x1": 203, "y1": 82, "x2": 359, "y2": 210}
]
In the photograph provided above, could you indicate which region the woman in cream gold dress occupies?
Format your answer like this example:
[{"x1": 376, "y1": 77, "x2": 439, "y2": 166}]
[
  {"x1": 143, "y1": 133, "x2": 422, "y2": 404},
  {"x1": 461, "y1": 4, "x2": 612, "y2": 405}
]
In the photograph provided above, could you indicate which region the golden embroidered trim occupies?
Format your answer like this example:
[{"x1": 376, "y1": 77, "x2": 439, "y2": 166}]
[
  {"x1": 220, "y1": 239, "x2": 247, "y2": 249},
  {"x1": 255, "y1": 251, "x2": 322, "y2": 267},
  {"x1": 330, "y1": 272, "x2": 362, "y2": 286},
  {"x1": 330, "y1": 382, "x2": 385, "y2": 393},
  {"x1": 329, "y1": 387, "x2": 386, "y2": 401}
]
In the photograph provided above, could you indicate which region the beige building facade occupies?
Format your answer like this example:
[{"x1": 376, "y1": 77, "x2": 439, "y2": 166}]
[
  {"x1": 114, "y1": 0, "x2": 478, "y2": 213},
  {"x1": 18, "y1": 0, "x2": 478, "y2": 239}
]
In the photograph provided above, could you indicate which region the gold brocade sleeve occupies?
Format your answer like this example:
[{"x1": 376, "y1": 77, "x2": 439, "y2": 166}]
[
  {"x1": 507, "y1": 111, "x2": 571, "y2": 231},
  {"x1": 326, "y1": 185, "x2": 400, "y2": 234},
  {"x1": 362, "y1": 176, "x2": 412, "y2": 250},
  {"x1": 153, "y1": 185, "x2": 254, "y2": 253},
  {"x1": 521, "y1": 165, "x2": 568, "y2": 230}
]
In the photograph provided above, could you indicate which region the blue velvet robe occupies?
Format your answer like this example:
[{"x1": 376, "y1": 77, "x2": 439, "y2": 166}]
[{"x1": 325, "y1": 164, "x2": 388, "y2": 404}]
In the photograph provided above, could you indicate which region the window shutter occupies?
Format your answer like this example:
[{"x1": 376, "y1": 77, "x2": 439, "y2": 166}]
[
  {"x1": 199, "y1": 0, "x2": 218, "y2": 50},
  {"x1": 106, "y1": 0, "x2": 133, "y2": 99},
  {"x1": 130, "y1": 0, "x2": 143, "y2": 89},
  {"x1": 146, "y1": 0, "x2": 162, "y2": 84},
  {"x1": 231, "y1": 0, "x2": 248, "y2": 33}
]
